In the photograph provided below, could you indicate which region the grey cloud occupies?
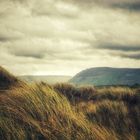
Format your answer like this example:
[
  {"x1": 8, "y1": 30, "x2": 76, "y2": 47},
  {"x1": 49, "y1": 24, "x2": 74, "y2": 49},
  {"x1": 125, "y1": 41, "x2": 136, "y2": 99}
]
[
  {"x1": 63, "y1": 0, "x2": 140, "y2": 12},
  {"x1": 1, "y1": 0, "x2": 140, "y2": 19},
  {"x1": 96, "y1": 44, "x2": 140, "y2": 52},
  {"x1": 0, "y1": 35, "x2": 23, "y2": 42},
  {"x1": 120, "y1": 53, "x2": 140, "y2": 60},
  {"x1": 86, "y1": 43, "x2": 140, "y2": 60},
  {"x1": 0, "y1": 23, "x2": 19, "y2": 41},
  {"x1": 109, "y1": 51, "x2": 140, "y2": 60},
  {"x1": 0, "y1": 0, "x2": 140, "y2": 75},
  {"x1": 13, "y1": 52, "x2": 45, "y2": 59},
  {"x1": 112, "y1": 2, "x2": 140, "y2": 12},
  {"x1": 0, "y1": 37, "x2": 9, "y2": 42},
  {"x1": 0, "y1": 37, "x2": 87, "y2": 61},
  {"x1": 0, "y1": 0, "x2": 31, "y2": 18},
  {"x1": 31, "y1": 0, "x2": 80, "y2": 18}
]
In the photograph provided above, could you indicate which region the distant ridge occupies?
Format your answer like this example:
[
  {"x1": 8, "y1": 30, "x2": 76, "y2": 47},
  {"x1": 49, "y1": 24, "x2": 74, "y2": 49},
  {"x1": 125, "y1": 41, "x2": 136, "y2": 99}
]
[
  {"x1": 19, "y1": 75, "x2": 72, "y2": 84},
  {"x1": 0, "y1": 66, "x2": 19, "y2": 89},
  {"x1": 70, "y1": 67, "x2": 140, "y2": 86}
]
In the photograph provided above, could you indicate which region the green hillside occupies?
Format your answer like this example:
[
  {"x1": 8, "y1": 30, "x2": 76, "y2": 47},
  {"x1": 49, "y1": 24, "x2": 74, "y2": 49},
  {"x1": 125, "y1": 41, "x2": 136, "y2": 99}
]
[{"x1": 70, "y1": 67, "x2": 140, "y2": 86}]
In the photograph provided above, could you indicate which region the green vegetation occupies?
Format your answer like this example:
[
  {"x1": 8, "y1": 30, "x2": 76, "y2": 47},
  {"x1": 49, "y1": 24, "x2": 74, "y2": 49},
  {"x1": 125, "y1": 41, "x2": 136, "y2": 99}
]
[
  {"x1": 70, "y1": 67, "x2": 140, "y2": 86},
  {"x1": 0, "y1": 67, "x2": 140, "y2": 140}
]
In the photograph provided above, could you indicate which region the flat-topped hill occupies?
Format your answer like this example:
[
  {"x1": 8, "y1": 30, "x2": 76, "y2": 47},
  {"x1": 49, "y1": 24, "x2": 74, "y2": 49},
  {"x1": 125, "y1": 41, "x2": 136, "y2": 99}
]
[{"x1": 70, "y1": 67, "x2": 140, "y2": 86}]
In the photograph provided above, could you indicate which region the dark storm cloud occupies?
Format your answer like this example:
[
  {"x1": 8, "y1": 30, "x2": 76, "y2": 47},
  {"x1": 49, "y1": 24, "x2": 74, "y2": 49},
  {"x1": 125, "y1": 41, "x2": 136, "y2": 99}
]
[
  {"x1": 13, "y1": 53, "x2": 45, "y2": 59},
  {"x1": 87, "y1": 43, "x2": 140, "y2": 60},
  {"x1": 121, "y1": 54, "x2": 140, "y2": 60},
  {"x1": 0, "y1": 36, "x2": 22, "y2": 42},
  {"x1": 112, "y1": 2, "x2": 140, "y2": 12},
  {"x1": 64, "y1": 0, "x2": 140, "y2": 12},
  {"x1": 97, "y1": 44, "x2": 140, "y2": 52},
  {"x1": 0, "y1": 37, "x2": 9, "y2": 42}
]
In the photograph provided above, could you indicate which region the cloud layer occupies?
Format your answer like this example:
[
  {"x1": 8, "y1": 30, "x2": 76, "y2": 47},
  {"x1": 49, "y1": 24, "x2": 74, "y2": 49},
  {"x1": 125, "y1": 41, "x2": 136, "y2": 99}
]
[{"x1": 0, "y1": 0, "x2": 140, "y2": 75}]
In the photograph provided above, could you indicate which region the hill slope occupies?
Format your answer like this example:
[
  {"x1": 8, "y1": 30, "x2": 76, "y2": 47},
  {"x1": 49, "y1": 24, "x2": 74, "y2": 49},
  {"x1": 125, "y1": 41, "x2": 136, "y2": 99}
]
[
  {"x1": 0, "y1": 66, "x2": 19, "y2": 89},
  {"x1": 70, "y1": 67, "x2": 140, "y2": 86}
]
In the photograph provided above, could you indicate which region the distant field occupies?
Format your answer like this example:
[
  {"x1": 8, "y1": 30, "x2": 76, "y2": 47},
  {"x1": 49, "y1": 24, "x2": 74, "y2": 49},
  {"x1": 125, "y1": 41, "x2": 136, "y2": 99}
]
[
  {"x1": 20, "y1": 75, "x2": 72, "y2": 84},
  {"x1": 0, "y1": 67, "x2": 140, "y2": 140}
]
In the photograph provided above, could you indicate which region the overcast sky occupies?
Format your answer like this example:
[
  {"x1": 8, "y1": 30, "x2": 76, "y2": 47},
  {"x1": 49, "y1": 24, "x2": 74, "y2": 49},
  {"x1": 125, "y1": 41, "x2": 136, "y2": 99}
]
[{"x1": 0, "y1": 0, "x2": 140, "y2": 76}]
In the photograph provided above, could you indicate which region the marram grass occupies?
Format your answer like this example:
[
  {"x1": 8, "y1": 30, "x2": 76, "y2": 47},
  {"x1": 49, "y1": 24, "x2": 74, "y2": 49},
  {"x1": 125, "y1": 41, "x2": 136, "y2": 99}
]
[{"x1": 0, "y1": 67, "x2": 140, "y2": 140}]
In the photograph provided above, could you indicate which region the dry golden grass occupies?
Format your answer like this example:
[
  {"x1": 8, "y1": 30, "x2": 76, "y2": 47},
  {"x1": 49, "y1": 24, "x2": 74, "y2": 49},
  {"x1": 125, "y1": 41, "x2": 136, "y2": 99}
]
[
  {"x1": 0, "y1": 82, "x2": 119, "y2": 140},
  {"x1": 53, "y1": 83, "x2": 140, "y2": 139},
  {"x1": 0, "y1": 67, "x2": 140, "y2": 140}
]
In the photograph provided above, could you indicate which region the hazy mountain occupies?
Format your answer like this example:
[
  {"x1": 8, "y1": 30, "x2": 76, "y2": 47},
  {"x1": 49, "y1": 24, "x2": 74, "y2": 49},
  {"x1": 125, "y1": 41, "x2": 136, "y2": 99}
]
[
  {"x1": 20, "y1": 75, "x2": 72, "y2": 84},
  {"x1": 70, "y1": 67, "x2": 140, "y2": 86}
]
